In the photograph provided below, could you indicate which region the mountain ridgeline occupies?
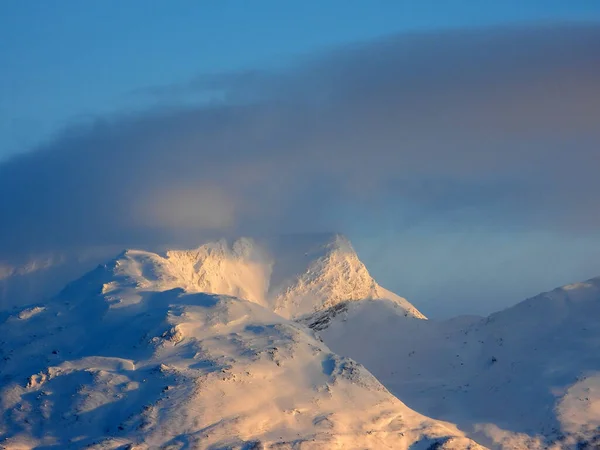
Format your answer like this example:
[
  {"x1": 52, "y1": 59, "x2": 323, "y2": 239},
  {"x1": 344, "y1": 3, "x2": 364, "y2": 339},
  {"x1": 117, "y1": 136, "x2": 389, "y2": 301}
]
[{"x1": 1, "y1": 233, "x2": 598, "y2": 449}]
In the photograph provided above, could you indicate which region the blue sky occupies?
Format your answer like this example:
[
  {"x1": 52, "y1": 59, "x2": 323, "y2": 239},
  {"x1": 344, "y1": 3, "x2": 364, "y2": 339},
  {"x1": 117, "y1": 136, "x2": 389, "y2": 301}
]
[
  {"x1": 2, "y1": 1, "x2": 600, "y2": 159},
  {"x1": 2, "y1": 2, "x2": 600, "y2": 317}
]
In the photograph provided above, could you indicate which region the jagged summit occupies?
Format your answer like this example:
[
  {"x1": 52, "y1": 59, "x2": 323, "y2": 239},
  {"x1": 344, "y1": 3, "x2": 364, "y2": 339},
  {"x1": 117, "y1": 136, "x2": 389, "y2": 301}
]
[{"x1": 64, "y1": 233, "x2": 425, "y2": 320}]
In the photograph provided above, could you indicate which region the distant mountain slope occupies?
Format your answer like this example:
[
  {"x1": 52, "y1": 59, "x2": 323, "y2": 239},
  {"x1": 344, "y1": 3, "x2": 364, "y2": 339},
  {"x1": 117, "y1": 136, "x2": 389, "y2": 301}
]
[
  {"x1": 0, "y1": 280, "x2": 478, "y2": 449},
  {"x1": 0, "y1": 248, "x2": 121, "y2": 311},
  {"x1": 312, "y1": 277, "x2": 600, "y2": 449}
]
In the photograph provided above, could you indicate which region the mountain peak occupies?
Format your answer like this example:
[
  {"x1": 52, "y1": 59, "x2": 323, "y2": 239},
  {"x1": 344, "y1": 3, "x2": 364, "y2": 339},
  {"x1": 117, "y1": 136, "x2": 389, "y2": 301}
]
[{"x1": 59, "y1": 234, "x2": 424, "y2": 320}]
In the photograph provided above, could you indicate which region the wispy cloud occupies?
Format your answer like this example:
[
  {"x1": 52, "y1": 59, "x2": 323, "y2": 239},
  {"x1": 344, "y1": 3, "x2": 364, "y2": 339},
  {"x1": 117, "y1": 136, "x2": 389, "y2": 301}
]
[{"x1": 1, "y1": 23, "x2": 599, "y2": 264}]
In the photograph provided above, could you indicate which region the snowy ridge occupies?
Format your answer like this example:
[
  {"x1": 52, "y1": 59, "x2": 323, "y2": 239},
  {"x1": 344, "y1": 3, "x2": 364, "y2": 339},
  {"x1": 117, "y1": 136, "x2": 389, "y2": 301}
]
[
  {"x1": 60, "y1": 234, "x2": 424, "y2": 320},
  {"x1": 0, "y1": 286, "x2": 478, "y2": 448},
  {"x1": 314, "y1": 275, "x2": 600, "y2": 449}
]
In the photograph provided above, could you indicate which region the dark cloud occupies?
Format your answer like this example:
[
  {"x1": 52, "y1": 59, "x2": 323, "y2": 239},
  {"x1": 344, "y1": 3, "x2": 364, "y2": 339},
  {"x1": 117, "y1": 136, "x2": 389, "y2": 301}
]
[{"x1": 1, "y1": 23, "x2": 600, "y2": 264}]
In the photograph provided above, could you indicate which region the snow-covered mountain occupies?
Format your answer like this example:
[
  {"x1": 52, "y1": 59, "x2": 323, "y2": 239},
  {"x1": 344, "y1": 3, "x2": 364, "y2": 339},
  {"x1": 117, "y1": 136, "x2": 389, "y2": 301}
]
[
  {"x1": 0, "y1": 234, "x2": 424, "y2": 323},
  {"x1": 3, "y1": 233, "x2": 599, "y2": 449},
  {"x1": 0, "y1": 234, "x2": 478, "y2": 449},
  {"x1": 56, "y1": 234, "x2": 424, "y2": 320},
  {"x1": 311, "y1": 276, "x2": 600, "y2": 449}
]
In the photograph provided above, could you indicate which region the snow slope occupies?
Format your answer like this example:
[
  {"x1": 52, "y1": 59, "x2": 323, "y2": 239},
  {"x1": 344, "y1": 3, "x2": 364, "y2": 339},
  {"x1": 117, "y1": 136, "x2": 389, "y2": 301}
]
[
  {"x1": 0, "y1": 270, "x2": 478, "y2": 449},
  {"x1": 311, "y1": 277, "x2": 600, "y2": 449},
  {"x1": 6, "y1": 233, "x2": 598, "y2": 449},
  {"x1": 0, "y1": 248, "x2": 122, "y2": 311}
]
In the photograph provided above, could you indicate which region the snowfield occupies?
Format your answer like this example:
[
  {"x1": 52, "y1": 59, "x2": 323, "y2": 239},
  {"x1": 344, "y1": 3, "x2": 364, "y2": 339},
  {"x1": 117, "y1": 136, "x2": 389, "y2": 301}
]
[
  {"x1": 0, "y1": 233, "x2": 598, "y2": 449},
  {"x1": 311, "y1": 275, "x2": 600, "y2": 449}
]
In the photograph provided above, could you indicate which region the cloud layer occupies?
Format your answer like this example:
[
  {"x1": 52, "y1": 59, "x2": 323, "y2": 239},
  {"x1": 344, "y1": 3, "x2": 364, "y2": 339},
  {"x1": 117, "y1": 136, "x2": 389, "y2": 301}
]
[{"x1": 1, "y1": 23, "x2": 599, "y2": 266}]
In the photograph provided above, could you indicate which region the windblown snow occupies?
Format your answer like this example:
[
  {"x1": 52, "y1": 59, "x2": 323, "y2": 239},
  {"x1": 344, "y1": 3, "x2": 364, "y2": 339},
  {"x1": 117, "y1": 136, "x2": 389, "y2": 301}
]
[
  {"x1": 77, "y1": 234, "x2": 423, "y2": 320},
  {"x1": 1, "y1": 233, "x2": 599, "y2": 449}
]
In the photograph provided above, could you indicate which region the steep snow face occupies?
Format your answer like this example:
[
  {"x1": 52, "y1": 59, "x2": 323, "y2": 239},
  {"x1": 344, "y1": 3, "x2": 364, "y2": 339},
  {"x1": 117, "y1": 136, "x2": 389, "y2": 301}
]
[
  {"x1": 268, "y1": 235, "x2": 425, "y2": 319},
  {"x1": 63, "y1": 233, "x2": 424, "y2": 320},
  {"x1": 0, "y1": 286, "x2": 479, "y2": 449},
  {"x1": 313, "y1": 276, "x2": 600, "y2": 449}
]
